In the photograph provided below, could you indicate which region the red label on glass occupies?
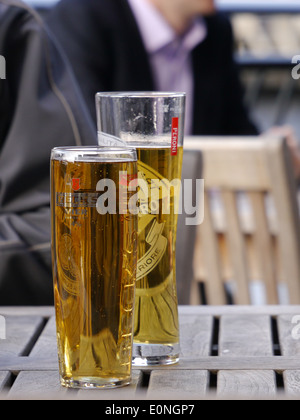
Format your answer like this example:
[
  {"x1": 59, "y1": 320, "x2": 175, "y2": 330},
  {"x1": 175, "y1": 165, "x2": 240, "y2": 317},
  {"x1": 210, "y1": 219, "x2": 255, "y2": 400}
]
[
  {"x1": 171, "y1": 118, "x2": 179, "y2": 156},
  {"x1": 72, "y1": 179, "x2": 80, "y2": 191}
]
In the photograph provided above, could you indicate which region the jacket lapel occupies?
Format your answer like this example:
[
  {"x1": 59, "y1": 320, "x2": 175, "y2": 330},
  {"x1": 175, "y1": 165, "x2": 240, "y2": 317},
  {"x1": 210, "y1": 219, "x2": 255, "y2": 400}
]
[{"x1": 114, "y1": 0, "x2": 155, "y2": 91}]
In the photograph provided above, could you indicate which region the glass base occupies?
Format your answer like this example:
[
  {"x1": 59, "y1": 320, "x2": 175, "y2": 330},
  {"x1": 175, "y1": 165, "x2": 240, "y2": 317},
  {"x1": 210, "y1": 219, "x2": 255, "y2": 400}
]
[
  {"x1": 60, "y1": 376, "x2": 131, "y2": 390},
  {"x1": 132, "y1": 343, "x2": 180, "y2": 366}
]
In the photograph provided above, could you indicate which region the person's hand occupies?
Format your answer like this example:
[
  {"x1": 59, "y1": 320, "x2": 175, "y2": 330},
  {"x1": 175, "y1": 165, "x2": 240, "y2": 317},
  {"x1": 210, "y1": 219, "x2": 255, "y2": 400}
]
[{"x1": 265, "y1": 125, "x2": 300, "y2": 181}]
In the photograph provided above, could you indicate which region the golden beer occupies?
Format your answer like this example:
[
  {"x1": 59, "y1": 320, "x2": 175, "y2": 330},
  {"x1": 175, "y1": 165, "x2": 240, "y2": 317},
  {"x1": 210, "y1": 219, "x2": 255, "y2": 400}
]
[
  {"x1": 134, "y1": 146, "x2": 183, "y2": 350},
  {"x1": 51, "y1": 149, "x2": 138, "y2": 389},
  {"x1": 96, "y1": 91, "x2": 186, "y2": 365}
]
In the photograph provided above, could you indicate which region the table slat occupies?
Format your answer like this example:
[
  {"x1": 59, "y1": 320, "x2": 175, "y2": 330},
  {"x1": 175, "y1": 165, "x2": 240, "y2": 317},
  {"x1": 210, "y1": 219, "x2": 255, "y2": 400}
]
[
  {"x1": 217, "y1": 371, "x2": 277, "y2": 398},
  {"x1": 8, "y1": 371, "x2": 65, "y2": 398},
  {"x1": 0, "y1": 316, "x2": 45, "y2": 357},
  {"x1": 147, "y1": 370, "x2": 209, "y2": 398},
  {"x1": 29, "y1": 316, "x2": 58, "y2": 360},
  {"x1": 218, "y1": 315, "x2": 276, "y2": 397},
  {"x1": 179, "y1": 306, "x2": 300, "y2": 317},
  {"x1": 2, "y1": 355, "x2": 300, "y2": 372},
  {"x1": 179, "y1": 315, "x2": 213, "y2": 357},
  {"x1": 0, "y1": 308, "x2": 54, "y2": 317},
  {"x1": 283, "y1": 371, "x2": 300, "y2": 396},
  {"x1": 219, "y1": 315, "x2": 273, "y2": 356},
  {"x1": 277, "y1": 315, "x2": 300, "y2": 356}
]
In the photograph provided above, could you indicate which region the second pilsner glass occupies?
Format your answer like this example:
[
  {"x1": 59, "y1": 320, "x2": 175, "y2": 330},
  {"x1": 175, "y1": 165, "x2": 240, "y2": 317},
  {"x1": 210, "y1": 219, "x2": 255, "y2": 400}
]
[{"x1": 96, "y1": 92, "x2": 186, "y2": 366}]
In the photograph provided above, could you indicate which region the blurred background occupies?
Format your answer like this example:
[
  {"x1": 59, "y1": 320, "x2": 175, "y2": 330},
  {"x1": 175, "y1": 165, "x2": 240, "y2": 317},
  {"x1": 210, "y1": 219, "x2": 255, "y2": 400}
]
[{"x1": 25, "y1": 0, "x2": 300, "y2": 141}]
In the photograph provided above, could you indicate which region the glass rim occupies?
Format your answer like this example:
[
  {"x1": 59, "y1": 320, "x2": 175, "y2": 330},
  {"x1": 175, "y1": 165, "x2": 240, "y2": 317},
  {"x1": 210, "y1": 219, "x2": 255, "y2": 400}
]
[
  {"x1": 96, "y1": 91, "x2": 186, "y2": 99},
  {"x1": 51, "y1": 146, "x2": 137, "y2": 162}
]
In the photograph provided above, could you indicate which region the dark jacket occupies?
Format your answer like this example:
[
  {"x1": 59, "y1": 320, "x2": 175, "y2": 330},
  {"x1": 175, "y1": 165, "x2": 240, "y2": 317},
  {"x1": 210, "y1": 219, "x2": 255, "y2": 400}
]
[
  {"x1": 0, "y1": 0, "x2": 96, "y2": 305},
  {"x1": 47, "y1": 0, "x2": 258, "y2": 136}
]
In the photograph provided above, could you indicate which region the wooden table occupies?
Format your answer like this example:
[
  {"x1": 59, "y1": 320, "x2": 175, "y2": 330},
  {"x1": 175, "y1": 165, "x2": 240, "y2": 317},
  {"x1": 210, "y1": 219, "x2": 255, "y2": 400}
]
[{"x1": 1, "y1": 306, "x2": 300, "y2": 400}]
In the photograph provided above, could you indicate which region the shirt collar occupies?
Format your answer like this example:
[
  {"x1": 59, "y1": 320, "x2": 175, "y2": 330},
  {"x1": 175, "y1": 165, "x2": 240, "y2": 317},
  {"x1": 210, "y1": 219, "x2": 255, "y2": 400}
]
[{"x1": 128, "y1": 0, "x2": 207, "y2": 54}]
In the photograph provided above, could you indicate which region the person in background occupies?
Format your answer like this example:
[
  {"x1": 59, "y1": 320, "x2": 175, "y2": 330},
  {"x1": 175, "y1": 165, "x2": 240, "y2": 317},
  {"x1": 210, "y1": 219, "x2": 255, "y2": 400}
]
[
  {"x1": 47, "y1": 0, "x2": 300, "y2": 178},
  {"x1": 0, "y1": 0, "x2": 96, "y2": 305},
  {"x1": 47, "y1": 0, "x2": 258, "y2": 137}
]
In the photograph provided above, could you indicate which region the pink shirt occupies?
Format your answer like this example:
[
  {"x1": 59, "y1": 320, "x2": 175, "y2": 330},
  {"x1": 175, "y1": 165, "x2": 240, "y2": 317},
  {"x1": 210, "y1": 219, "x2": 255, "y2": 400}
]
[{"x1": 128, "y1": 0, "x2": 207, "y2": 134}]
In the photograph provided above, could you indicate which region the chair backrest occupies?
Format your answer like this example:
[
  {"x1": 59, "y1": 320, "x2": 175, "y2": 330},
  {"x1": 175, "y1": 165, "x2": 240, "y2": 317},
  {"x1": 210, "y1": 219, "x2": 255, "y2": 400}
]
[
  {"x1": 184, "y1": 136, "x2": 300, "y2": 305},
  {"x1": 176, "y1": 149, "x2": 203, "y2": 304}
]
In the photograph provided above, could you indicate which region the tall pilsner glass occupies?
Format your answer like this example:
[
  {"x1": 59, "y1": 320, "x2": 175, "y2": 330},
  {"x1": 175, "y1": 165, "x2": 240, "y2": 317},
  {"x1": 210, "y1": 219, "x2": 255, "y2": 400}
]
[
  {"x1": 96, "y1": 92, "x2": 186, "y2": 366},
  {"x1": 51, "y1": 147, "x2": 138, "y2": 388}
]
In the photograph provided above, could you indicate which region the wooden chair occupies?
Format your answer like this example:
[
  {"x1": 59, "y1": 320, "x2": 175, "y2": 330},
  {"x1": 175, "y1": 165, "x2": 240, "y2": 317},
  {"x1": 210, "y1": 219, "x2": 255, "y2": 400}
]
[
  {"x1": 176, "y1": 149, "x2": 203, "y2": 304},
  {"x1": 184, "y1": 136, "x2": 300, "y2": 305}
]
